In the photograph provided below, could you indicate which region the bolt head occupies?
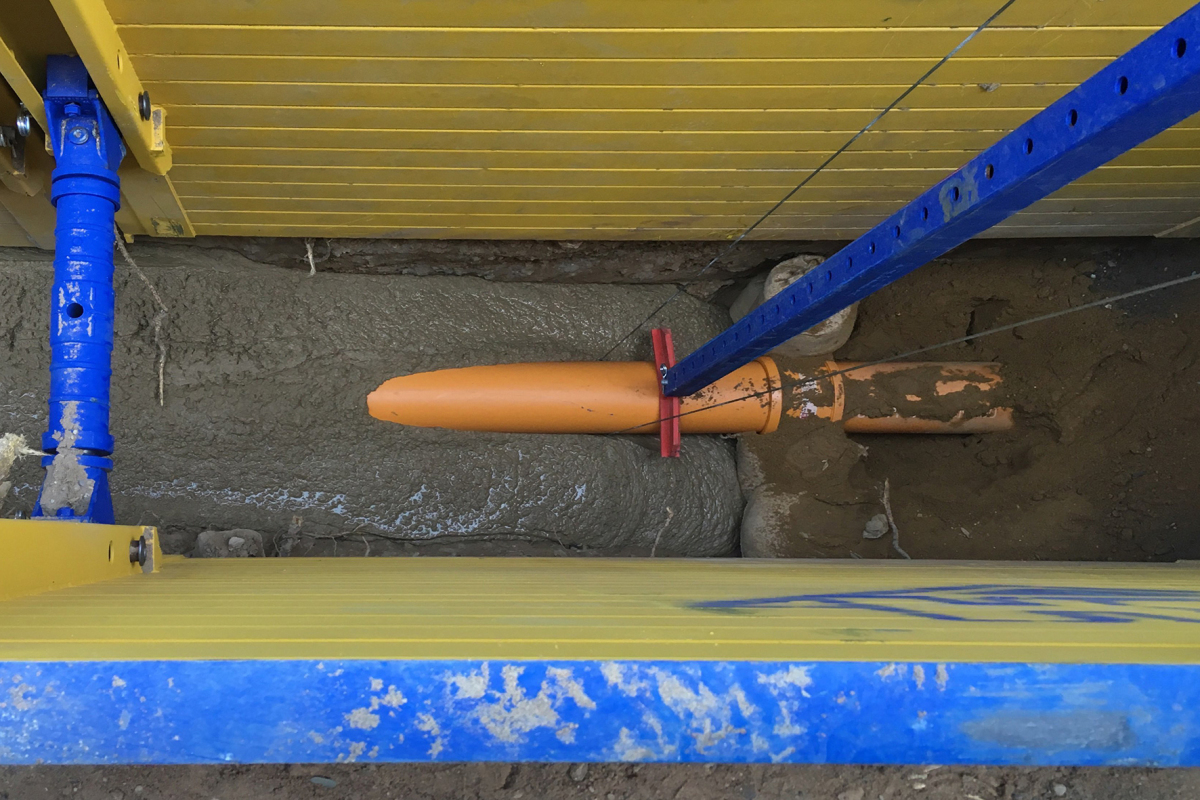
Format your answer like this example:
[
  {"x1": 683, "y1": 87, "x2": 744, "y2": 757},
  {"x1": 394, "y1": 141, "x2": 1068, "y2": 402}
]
[
  {"x1": 68, "y1": 126, "x2": 90, "y2": 144},
  {"x1": 63, "y1": 102, "x2": 81, "y2": 117},
  {"x1": 14, "y1": 113, "x2": 30, "y2": 137}
]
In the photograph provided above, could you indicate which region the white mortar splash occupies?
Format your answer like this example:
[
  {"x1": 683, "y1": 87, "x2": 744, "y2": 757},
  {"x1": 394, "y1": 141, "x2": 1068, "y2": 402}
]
[
  {"x1": 600, "y1": 662, "x2": 650, "y2": 698},
  {"x1": 651, "y1": 670, "x2": 756, "y2": 753},
  {"x1": 38, "y1": 403, "x2": 93, "y2": 516},
  {"x1": 612, "y1": 713, "x2": 676, "y2": 761},
  {"x1": 445, "y1": 663, "x2": 596, "y2": 745},
  {"x1": 415, "y1": 713, "x2": 445, "y2": 757},
  {"x1": 0, "y1": 432, "x2": 38, "y2": 513},
  {"x1": 757, "y1": 665, "x2": 813, "y2": 739}
]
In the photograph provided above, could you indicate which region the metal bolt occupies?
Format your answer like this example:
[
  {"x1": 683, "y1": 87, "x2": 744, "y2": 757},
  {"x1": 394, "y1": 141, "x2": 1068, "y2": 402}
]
[
  {"x1": 138, "y1": 91, "x2": 151, "y2": 121},
  {"x1": 128, "y1": 536, "x2": 147, "y2": 566},
  {"x1": 68, "y1": 126, "x2": 90, "y2": 145},
  {"x1": 14, "y1": 113, "x2": 30, "y2": 137},
  {"x1": 63, "y1": 103, "x2": 81, "y2": 117}
]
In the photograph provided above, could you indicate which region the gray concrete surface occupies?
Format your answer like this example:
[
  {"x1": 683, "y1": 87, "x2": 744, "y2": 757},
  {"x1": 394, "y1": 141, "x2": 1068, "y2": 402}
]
[
  {"x1": 0, "y1": 246, "x2": 742, "y2": 555},
  {"x1": 164, "y1": 236, "x2": 840, "y2": 285}
]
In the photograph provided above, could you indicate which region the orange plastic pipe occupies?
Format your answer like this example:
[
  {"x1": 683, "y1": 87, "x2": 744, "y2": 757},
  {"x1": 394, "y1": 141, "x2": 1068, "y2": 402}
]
[
  {"x1": 368, "y1": 358, "x2": 1011, "y2": 435},
  {"x1": 368, "y1": 358, "x2": 783, "y2": 435},
  {"x1": 842, "y1": 409, "x2": 1013, "y2": 434},
  {"x1": 810, "y1": 361, "x2": 1013, "y2": 434}
]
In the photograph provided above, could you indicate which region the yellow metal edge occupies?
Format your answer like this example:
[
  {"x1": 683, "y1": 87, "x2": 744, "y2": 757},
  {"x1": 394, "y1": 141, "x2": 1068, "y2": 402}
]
[
  {"x1": 1156, "y1": 213, "x2": 1200, "y2": 236},
  {"x1": 114, "y1": 200, "x2": 148, "y2": 236},
  {"x1": 0, "y1": 186, "x2": 55, "y2": 248},
  {"x1": 0, "y1": 145, "x2": 47, "y2": 199},
  {"x1": 0, "y1": 28, "x2": 47, "y2": 134},
  {"x1": 48, "y1": 0, "x2": 171, "y2": 174},
  {"x1": 117, "y1": 162, "x2": 195, "y2": 237},
  {"x1": 0, "y1": 519, "x2": 161, "y2": 602},
  {"x1": 0, "y1": 122, "x2": 54, "y2": 247}
]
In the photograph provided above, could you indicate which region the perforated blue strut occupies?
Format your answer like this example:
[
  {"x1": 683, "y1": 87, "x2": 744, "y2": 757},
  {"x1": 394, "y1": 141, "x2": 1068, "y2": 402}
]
[
  {"x1": 666, "y1": 2, "x2": 1200, "y2": 396},
  {"x1": 31, "y1": 56, "x2": 125, "y2": 524}
]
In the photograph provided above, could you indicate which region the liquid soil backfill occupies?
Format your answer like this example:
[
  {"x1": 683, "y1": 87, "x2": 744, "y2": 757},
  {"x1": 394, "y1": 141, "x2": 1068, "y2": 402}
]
[{"x1": 0, "y1": 245, "x2": 742, "y2": 556}]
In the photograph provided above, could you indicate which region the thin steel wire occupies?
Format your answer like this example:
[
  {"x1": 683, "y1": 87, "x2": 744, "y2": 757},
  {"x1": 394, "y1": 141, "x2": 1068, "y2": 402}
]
[
  {"x1": 598, "y1": 0, "x2": 1021, "y2": 360},
  {"x1": 610, "y1": 271, "x2": 1200, "y2": 436}
]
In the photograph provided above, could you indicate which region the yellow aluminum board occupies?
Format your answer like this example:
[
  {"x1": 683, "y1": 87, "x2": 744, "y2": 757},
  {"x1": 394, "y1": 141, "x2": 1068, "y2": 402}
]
[
  {"x1": 29, "y1": 0, "x2": 1200, "y2": 238},
  {"x1": 3, "y1": 557, "x2": 1200, "y2": 662}
]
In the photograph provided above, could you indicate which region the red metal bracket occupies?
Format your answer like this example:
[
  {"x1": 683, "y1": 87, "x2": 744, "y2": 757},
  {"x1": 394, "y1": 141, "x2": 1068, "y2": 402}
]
[{"x1": 651, "y1": 328, "x2": 682, "y2": 458}]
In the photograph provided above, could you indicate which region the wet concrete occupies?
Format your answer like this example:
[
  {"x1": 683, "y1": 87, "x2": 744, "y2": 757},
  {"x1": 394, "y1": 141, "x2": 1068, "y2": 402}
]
[
  {"x1": 161, "y1": 237, "x2": 842, "y2": 286},
  {"x1": 0, "y1": 246, "x2": 741, "y2": 555}
]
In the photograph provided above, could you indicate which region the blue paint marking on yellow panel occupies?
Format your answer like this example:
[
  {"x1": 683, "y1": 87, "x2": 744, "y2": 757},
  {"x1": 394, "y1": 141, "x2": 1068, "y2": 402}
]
[
  {"x1": 694, "y1": 584, "x2": 1200, "y2": 624},
  {"x1": 2, "y1": 659, "x2": 1199, "y2": 766}
]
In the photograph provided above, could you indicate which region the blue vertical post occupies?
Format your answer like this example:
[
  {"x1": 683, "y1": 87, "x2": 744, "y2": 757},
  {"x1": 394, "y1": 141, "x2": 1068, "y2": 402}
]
[{"x1": 31, "y1": 56, "x2": 125, "y2": 524}]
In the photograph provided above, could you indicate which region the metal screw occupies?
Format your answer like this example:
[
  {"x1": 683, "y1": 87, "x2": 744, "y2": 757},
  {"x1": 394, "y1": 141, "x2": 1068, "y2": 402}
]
[
  {"x1": 128, "y1": 536, "x2": 147, "y2": 566},
  {"x1": 138, "y1": 91, "x2": 151, "y2": 121},
  {"x1": 14, "y1": 113, "x2": 30, "y2": 137},
  {"x1": 68, "y1": 126, "x2": 90, "y2": 145}
]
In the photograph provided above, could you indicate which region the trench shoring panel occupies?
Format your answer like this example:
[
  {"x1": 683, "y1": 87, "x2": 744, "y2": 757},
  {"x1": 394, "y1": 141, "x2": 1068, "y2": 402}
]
[
  {"x1": 90, "y1": 0, "x2": 1200, "y2": 239},
  {"x1": 3, "y1": 556, "x2": 1200, "y2": 764}
]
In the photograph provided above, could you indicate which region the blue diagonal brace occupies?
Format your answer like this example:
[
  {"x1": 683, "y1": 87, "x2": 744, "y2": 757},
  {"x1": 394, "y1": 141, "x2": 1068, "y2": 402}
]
[{"x1": 666, "y1": 3, "x2": 1200, "y2": 397}]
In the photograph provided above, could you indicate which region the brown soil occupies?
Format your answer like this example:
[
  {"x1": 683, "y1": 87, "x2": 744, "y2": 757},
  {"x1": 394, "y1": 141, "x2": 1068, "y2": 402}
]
[
  {"x1": 4, "y1": 762, "x2": 1199, "y2": 800},
  {"x1": 838, "y1": 237, "x2": 1200, "y2": 563}
]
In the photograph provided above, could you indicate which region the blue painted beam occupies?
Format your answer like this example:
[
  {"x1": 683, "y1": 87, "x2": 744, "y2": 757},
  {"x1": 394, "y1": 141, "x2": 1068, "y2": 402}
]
[
  {"x1": 2, "y1": 659, "x2": 1198, "y2": 765},
  {"x1": 665, "y1": 2, "x2": 1200, "y2": 396}
]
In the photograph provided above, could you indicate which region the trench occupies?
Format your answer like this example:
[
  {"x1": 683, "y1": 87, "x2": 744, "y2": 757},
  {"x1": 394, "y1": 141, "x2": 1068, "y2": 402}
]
[{"x1": 2, "y1": 237, "x2": 1199, "y2": 565}]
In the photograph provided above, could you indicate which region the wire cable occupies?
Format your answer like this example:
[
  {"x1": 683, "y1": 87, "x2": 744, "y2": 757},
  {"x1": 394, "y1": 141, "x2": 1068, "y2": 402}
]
[
  {"x1": 598, "y1": 0, "x2": 1021, "y2": 360},
  {"x1": 610, "y1": 271, "x2": 1200, "y2": 435}
]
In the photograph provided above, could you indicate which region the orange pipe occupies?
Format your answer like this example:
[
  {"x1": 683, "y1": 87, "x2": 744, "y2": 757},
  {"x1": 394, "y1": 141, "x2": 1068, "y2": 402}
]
[
  {"x1": 840, "y1": 361, "x2": 1010, "y2": 433},
  {"x1": 790, "y1": 360, "x2": 1013, "y2": 434},
  {"x1": 844, "y1": 408, "x2": 1013, "y2": 434},
  {"x1": 368, "y1": 358, "x2": 783, "y2": 435},
  {"x1": 368, "y1": 358, "x2": 1010, "y2": 435}
]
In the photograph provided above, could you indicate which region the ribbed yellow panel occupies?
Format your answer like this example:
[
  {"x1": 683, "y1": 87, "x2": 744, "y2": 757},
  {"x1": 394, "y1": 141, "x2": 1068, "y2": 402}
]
[
  {"x1": 99, "y1": 0, "x2": 1200, "y2": 239},
  {"x1": 3, "y1": 557, "x2": 1200, "y2": 663}
]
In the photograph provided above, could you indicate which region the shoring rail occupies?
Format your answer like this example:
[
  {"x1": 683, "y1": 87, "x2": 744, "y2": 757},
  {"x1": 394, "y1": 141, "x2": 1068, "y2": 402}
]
[{"x1": 665, "y1": 2, "x2": 1200, "y2": 396}]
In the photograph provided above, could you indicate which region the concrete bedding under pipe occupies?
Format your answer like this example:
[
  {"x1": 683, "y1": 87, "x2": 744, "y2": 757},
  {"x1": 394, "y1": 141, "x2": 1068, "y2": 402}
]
[{"x1": 0, "y1": 246, "x2": 741, "y2": 556}]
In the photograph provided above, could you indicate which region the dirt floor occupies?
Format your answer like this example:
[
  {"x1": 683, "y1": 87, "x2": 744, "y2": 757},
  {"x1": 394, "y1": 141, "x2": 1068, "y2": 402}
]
[
  {"x1": 4, "y1": 236, "x2": 1200, "y2": 796},
  {"x1": 834, "y1": 237, "x2": 1200, "y2": 563},
  {"x1": 5, "y1": 762, "x2": 1200, "y2": 800}
]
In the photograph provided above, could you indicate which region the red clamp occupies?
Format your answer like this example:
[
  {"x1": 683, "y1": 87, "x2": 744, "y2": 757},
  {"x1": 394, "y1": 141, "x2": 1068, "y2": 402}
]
[{"x1": 651, "y1": 328, "x2": 682, "y2": 458}]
